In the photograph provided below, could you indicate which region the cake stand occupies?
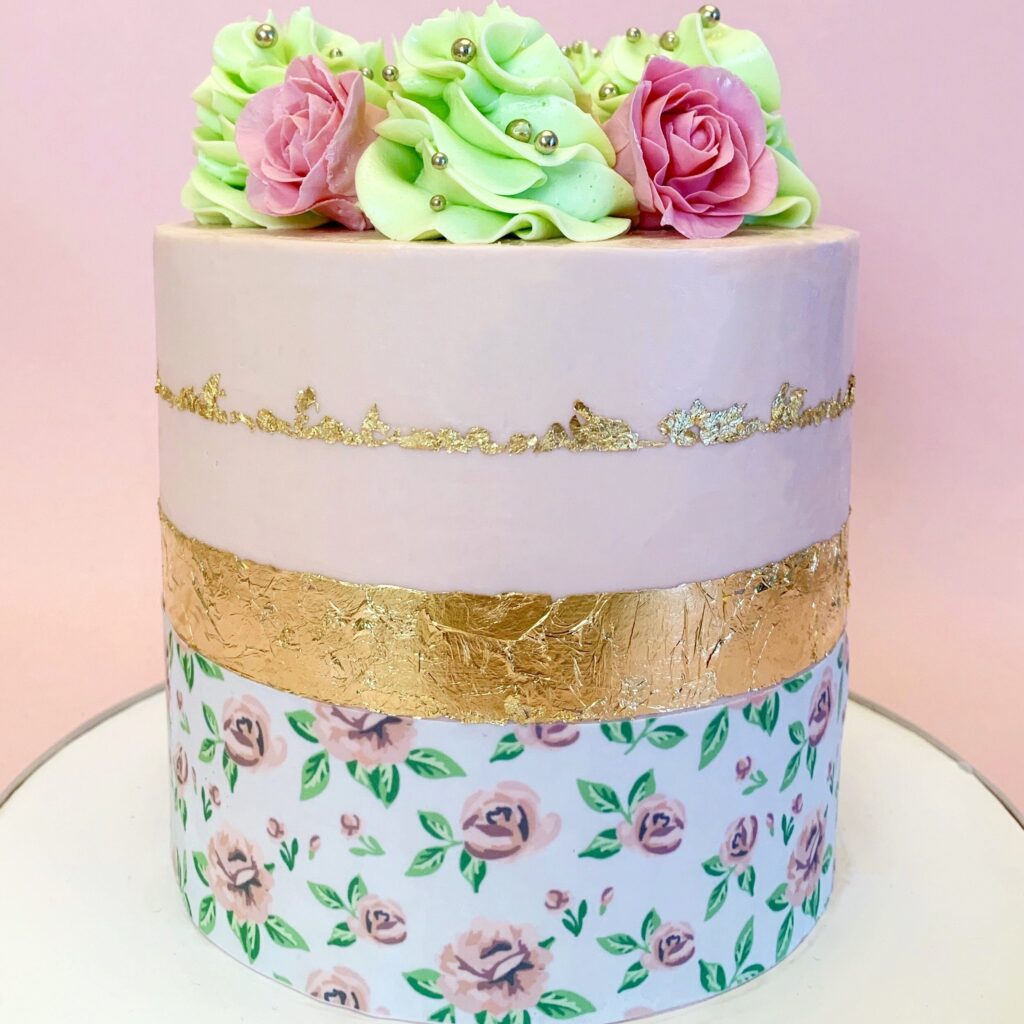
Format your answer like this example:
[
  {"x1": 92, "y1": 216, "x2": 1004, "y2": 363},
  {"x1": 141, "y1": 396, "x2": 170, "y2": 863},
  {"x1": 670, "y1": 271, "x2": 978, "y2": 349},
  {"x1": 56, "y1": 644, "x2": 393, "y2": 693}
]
[{"x1": 1, "y1": 689, "x2": 1022, "y2": 1022}]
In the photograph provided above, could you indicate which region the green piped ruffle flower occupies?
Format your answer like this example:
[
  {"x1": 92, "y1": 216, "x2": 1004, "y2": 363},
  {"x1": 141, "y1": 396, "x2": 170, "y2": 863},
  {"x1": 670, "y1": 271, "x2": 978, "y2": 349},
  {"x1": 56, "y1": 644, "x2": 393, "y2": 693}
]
[
  {"x1": 183, "y1": 7, "x2": 386, "y2": 228},
  {"x1": 355, "y1": 4, "x2": 636, "y2": 243}
]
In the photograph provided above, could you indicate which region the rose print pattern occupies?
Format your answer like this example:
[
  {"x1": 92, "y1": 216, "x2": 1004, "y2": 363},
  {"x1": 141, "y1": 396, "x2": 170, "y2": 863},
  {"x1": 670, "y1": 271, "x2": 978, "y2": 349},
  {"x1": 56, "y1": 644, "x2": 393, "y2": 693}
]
[{"x1": 168, "y1": 623, "x2": 847, "y2": 1022}]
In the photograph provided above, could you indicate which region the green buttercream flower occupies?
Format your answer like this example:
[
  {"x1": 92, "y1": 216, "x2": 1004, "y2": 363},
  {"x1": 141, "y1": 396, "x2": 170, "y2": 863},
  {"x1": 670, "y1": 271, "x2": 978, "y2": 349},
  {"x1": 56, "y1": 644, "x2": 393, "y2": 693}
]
[
  {"x1": 574, "y1": 30, "x2": 660, "y2": 122},
  {"x1": 355, "y1": 4, "x2": 636, "y2": 243},
  {"x1": 182, "y1": 7, "x2": 386, "y2": 227}
]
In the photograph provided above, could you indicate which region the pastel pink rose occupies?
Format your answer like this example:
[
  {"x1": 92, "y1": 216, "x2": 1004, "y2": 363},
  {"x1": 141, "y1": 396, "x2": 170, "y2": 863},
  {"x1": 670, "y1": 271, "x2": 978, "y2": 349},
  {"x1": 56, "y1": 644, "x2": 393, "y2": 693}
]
[
  {"x1": 641, "y1": 922, "x2": 696, "y2": 971},
  {"x1": 222, "y1": 696, "x2": 286, "y2": 770},
  {"x1": 605, "y1": 56, "x2": 777, "y2": 239},
  {"x1": 207, "y1": 826, "x2": 275, "y2": 924},
  {"x1": 807, "y1": 670, "x2": 835, "y2": 747},
  {"x1": 314, "y1": 705, "x2": 416, "y2": 766},
  {"x1": 438, "y1": 920, "x2": 552, "y2": 1015},
  {"x1": 461, "y1": 782, "x2": 560, "y2": 862},
  {"x1": 171, "y1": 744, "x2": 189, "y2": 792},
  {"x1": 307, "y1": 966, "x2": 372, "y2": 1010},
  {"x1": 352, "y1": 894, "x2": 408, "y2": 945},
  {"x1": 236, "y1": 56, "x2": 384, "y2": 227},
  {"x1": 516, "y1": 723, "x2": 580, "y2": 749},
  {"x1": 786, "y1": 807, "x2": 827, "y2": 906},
  {"x1": 720, "y1": 815, "x2": 758, "y2": 869},
  {"x1": 619, "y1": 794, "x2": 686, "y2": 856}
]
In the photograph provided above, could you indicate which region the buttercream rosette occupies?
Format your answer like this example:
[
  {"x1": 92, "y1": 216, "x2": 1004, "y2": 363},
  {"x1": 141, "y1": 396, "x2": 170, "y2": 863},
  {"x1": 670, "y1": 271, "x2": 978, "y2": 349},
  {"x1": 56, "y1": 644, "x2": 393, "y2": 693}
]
[
  {"x1": 183, "y1": 6, "x2": 386, "y2": 228},
  {"x1": 583, "y1": 13, "x2": 819, "y2": 228},
  {"x1": 355, "y1": 4, "x2": 636, "y2": 243}
]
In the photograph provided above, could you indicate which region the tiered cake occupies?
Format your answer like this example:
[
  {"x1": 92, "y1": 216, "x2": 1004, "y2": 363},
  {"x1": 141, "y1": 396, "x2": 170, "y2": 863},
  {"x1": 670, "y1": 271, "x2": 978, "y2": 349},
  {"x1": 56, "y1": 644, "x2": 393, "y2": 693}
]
[{"x1": 159, "y1": 5, "x2": 856, "y2": 1019}]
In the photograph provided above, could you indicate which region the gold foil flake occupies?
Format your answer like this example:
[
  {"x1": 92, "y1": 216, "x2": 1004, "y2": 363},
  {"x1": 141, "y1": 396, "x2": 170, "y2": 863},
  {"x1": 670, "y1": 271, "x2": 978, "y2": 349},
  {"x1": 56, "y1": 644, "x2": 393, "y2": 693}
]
[
  {"x1": 161, "y1": 511, "x2": 849, "y2": 724},
  {"x1": 155, "y1": 375, "x2": 855, "y2": 455}
]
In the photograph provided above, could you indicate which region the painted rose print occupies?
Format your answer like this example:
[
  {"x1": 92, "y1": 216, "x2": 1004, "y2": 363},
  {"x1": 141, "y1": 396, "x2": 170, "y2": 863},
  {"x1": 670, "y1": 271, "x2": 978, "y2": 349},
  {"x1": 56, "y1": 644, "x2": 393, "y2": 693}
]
[
  {"x1": 222, "y1": 696, "x2": 287, "y2": 769},
  {"x1": 308, "y1": 966, "x2": 372, "y2": 1010},
  {"x1": 207, "y1": 826, "x2": 275, "y2": 924},
  {"x1": 721, "y1": 816, "x2": 758, "y2": 869},
  {"x1": 598, "y1": 907, "x2": 695, "y2": 993},
  {"x1": 786, "y1": 807, "x2": 827, "y2": 906},
  {"x1": 310, "y1": 872, "x2": 408, "y2": 948},
  {"x1": 314, "y1": 706, "x2": 417, "y2": 767},
  {"x1": 807, "y1": 671, "x2": 835, "y2": 748},
  {"x1": 702, "y1": 816, "x2": 759, "y2": 920}
]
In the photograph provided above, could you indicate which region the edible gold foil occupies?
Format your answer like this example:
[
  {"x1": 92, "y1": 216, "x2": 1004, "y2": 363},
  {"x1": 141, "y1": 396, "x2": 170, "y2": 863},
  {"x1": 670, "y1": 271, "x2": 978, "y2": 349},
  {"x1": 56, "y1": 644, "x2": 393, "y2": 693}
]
[
  {"x1": 154, "y1": 375, "x2": 855, "y2": 455},
  {"x1": 161, "y1": 512, "x2": 849, "y2": 724}
]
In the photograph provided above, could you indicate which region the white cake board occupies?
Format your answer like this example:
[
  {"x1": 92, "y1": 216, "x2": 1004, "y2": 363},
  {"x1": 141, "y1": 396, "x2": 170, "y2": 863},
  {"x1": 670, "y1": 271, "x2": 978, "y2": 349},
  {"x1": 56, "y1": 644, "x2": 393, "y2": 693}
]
[{"x1": 1, "y1": 690, "x2": 1022, "y2": 1022}]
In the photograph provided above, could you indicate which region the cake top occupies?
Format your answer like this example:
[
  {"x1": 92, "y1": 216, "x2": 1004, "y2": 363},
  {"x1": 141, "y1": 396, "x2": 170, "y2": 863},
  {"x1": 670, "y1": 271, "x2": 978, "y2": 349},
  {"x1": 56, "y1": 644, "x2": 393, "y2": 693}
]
[{"x1": 183, "y1": 4, "x2": 820, "y2": 244}]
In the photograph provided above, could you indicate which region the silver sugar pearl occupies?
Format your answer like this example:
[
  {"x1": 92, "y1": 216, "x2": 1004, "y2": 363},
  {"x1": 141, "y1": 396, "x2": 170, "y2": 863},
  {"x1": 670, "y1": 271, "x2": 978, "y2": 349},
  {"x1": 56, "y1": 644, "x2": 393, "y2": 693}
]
[
  {"x1": 382, "y1": 64, "x2": 400, "y2": 83},
  {"x1": 598, "y1": 82, "x2": 620, "y2": 101},
  {"x1": 505, "y1": 118, "x2": 533, "y2": 143},
  {"x1": 660, "y1": 30, "x2": 680, "y2": 51},
  {"x1": 253, "y1": 22, "x2": 278, "y2": 48},
  {"x1": 429, "y1": 194, "x2": 448, "y2": 212},
  {"x1": 699, "y1": 5, "x2": 722, "y2": 28},
  {"x1": 534, "y1": 129, "x2": 559, "y2": 155},
  {"x1": 561, "y1": 44, "x2": 572, "y2": 56},
  {"x1": 626, "y1": 26, "x2": 643, "y2": 43},
  {"x1": 571, "y1": 40, "x2": 585, "y2": 54},
  {"x1": 431, "y1": 152, "x2": 450, "y2": 170},
  {"x1": 451, "y1": 37, "x2": 477, "y2": 63},
  {"x1": 360, "y1": 67, "x2": 375, "y2": 79},
  {"x1": 327, "y1": 46, "x2": 344, "y2": 59}
]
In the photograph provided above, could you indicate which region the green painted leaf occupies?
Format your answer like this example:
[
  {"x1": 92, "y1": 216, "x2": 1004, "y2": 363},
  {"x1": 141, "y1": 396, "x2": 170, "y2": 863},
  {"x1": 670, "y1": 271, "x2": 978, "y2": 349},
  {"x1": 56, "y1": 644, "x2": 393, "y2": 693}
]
[
  {"x1": 804, "y1": 880, "x2": 821, "y2": 920},
  {"x1": 822, "y1": 844, "x2": 834, "y2": 876},
  {"x1": 428, "y1": 1006, "x2": 456, "y2": 1023},
  {"x1": 806, "y1": 743, "x2": 818, "y2": 778},
  {"x1": 627, "y1": 770, "x2": 656, "y2": 812},
  {"x1": 179, "y1": 713, "x2": 191, "y2": 735},
  {"x1": 737, "y1": 865, "x2": 756, "y2": 896},
  {"x1": 539, "y1": 937, "x2": 555, "y2": 949},
  {"x1": 201, "y1": 786, "x2": 213, "y2": 822},
  {"x1": 783, "y1": 672, "x2": 811, "y2": 693},
  {"x1": 264, "y1": 915, "x2": 309, "y2": 951},
  {"x1": 788, "y1": 721, "x2": 806, "y2": 744},
  {"x1": 238, "y1": 920, "x2": 260, "y2": 963},
  {"x1": 202, "y1": 703, "x2": 219, "y2": 736},
  {"x1": 762, "y1": 693, "x2": 780, "y2": 735},
  {"x1": 373, "y1": 764, "x2": 401, "y2": 806},
  {"x1": 736, "y1": 964, "x2": 766, "y2": 984},
  {"x1": 406, "y1": 748, "x2": 466, "y2": 780},
  {"x1": 705, "y1": 876, "x2": 729, "y2": 920},
  {"x1": 198, "y1": 738, "x2": 217, "y2": 764},
  {"x1": 308, "y1": 882, "x2": 346, "y2": 910},
  {"x1": 300, "y1": 751, "x2": 330, "y2": 801},
  {"x1": 734, "y1": 916, "x2": 754, "y2": 967},
  {"x1": 182, "y1": 653, "x2": 195, "y2": 691},
  {"x1": 640, "y1": 908, "x2": 661, "y2": 944},
  {"x1": 348, "y1": 874, "x2": 368, "y2": 906},
  {"x1": 328, "y1": 921, "x2": 358, "y2": 947},
  {"x1": 600, "y1": 721, "x2": 634, "y2": 745},
  {"x1": 407, "y1": 846, "x2": 448, "y2": 877},
  {"x1": 490, "y1": 733, "x2": 525, "y2": 763},
  {"x1": 646, "y1": 724, "x2": 687, "y2": 749},
  {"x1": 596, "y1": 934, "x2": 641, "y2": 955},
  {"x1": 286, "y1": 710, "x2": 319, "y2": 743},
  {"x1": 781, "y1": 814, "x2": 795, "y2": 845},
  {"x1": 192, "y1": 851, "x2": 209, "y2": 887},
  {"x1": 780, "y1": 751, "x2": 801, "y2": 792},
  {"x1": 576, "y1": 779, "x2": 622, "y2": 814},
  {"x1": 419, "y1": 810, "x2": 454, "y2": 842},
  {"x1": 536, "y1": 990, "x2": 597, "y2": 1018},
  {"x1": 578, "y1": 829, "x2": 621, "y2": 859},
  {"x1": 766, "y1": 884, "x2": 789, "y2": 912},
  {"x1": 776, "y1": 909, "x2": 795, "y2": 961},
  {"x1": 616, "y1": 961, "x2": 649, "y2": 994},
  {"x1": 702, "y1": 855, "x2": 727, "y2": 876},
  {"x1": 459, "y1": 849, "x2": 487, "y2": 893},
  {"x1": 198, "y1": 895, "x2": 216, "y2": 935},
  {"x1": 404, "y1": 969, "x2": 445, "y2": 1000},
  {"x1": 194, "y1": 653, "x2": 223, "y2": 679},
  {"x1": 742, "y1": 770, "x2": 768, "y2": 795},
  {"x1": 351, "y1": 835, "x2": 386, "y2": 857},
  {"x1": 699, "y1": 960, "x2": 727, "y2": 994},
  {"x1": 699, "y1": 709, "x2": 730, "y2": 769}
]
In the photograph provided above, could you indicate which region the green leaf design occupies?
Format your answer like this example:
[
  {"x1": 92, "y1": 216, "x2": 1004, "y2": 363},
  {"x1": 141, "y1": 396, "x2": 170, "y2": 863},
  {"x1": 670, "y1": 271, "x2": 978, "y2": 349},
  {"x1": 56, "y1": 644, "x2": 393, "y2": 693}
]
[
  {"x1": 578, "y1": 829, "x2": 621, "y2": 859},
  {"x1": 780, "y1": 751, "x2": 802, "y2": 792},
  {"x1": 616, "y1": 961, "x2": 649, "y2": 994},
  {"x1": 535, "y1": 990, "x2": 596, "y2": 1018},
  {"x1": 781, "y1": 814, "x2": 795, "y2": 845},
  {"x1": 308, "y1": 882, "x2": 346, "y2": 910},
  {"x1": 264, "y1": 915, "x2": 309, "y2": 951},
  {"x1": 192, "y1": 851, "x2": 209, "y2": 887},
  {"x1": 419, "y1": 810, "x2": 454, "y2": 842},
  {"x1": 201, "y1": 786, "x2": 213, "y2": 822},
  {"x1": 776, "y1": 908, "x2": 795, "y2": 960},
  {"x1": 300, "y1": 751, "x2": 330, "y2": 801},
  {"x1": 766, "y1": 884, "x2": 790, "y2": 912},
  {"x1": 646, "y1": 724, "x2": 687, "y2": 749},
  {"x1": 596, "y1": 934, "x2": 642, "y2": 955},
  {"x1": 627, "y1": 770, "x2": 656, "y2": 812},
  {"x1": 804, "y1": 880, "x2": 821, "y2": 920},
  {"x1": 348, "y1": 875, "x2": 368, "y2": 906},
  {"x1": 407, "y1": 847, "x2": 449, "y2": 877},
  {"x1": 459, "y1": 849, "x2": 487, "y2": 893},
  {"x1": 783, "y1": 672, "x2": 811, "y2": 693},
  {"x1": 198, "y1": 894, "x2": 216, "y2": 935},
  {"x1": 806, "y1": 744, "x2": 818, "y2": 778},
  {"x1": 238, "y1": 920, "x2": 261, "y2": 963},
  {"x1": 198, "y1": 738, "x2": 218, "y2": 764},
  {"x1": 194, "y1": 653, "x2": 223, "y2": 680},
  {"x1": 705, "y1": 876, "x2": 729, "y2": 920},
  {"x1": 286, "y1": 710, "x2": 319, "y2": 743},
  {"x1": 406, "y1": 748, "x2": 466, "y2": 780},
  {"x1": 788, "y1": 721, "x2": 806, "y2": 744},
  {"x1": 699, "y1": 960, "x2": 727, "y2": 994},
  {"x1": 736, "y1": 964, "x2": 766, "y2": 984},
  {"x1": 702, "y1": 855, "x2": 727, "y2": 877},
  {"x1": 404, "y1": 969, "x2": 445, "y2": 1000},
  {"x1": 742, "y1": 769, "x2": 768, "y2": 796},
  {"x1": 351, "y1": 835, "x2": 386, "y2": 857},
  {"x1": 375, "y1": 764, "x2": 401, "y2": 806},
  {"x1": 737, "y1": 865, "x2": 756, "y2": 896},
  {"x1": 743, "y1": 694, "x2": 780, "y2": 735},
  {"x1": 600, "y1": 722, "x2": 634, "y2": 745},
  {"x1": 222, "y1": 747, "x2": 239, "y2": 792},
  {"x1": 328, "y1": 921, "x2": 357, "y2": 947},
  {"x1": 699, "y1": 709, "x2": 729, "y2": 769},
  {"x1": 562, "y1": 900, "x2": 587, "y2": 937},
  {"x1": 202, "y1": 703, "x2": 219, "y2": 736},
  {"x1": 429, "y1": 1006, "x2": 457, "y2": 1023},
  {"x1": 576, "y1": 779, "x2": 622, "y2": 814},
  {"x1": 508, "y1": 1012, "x2": 531, "y2": 1024},
  {"x1": 179, "y1": 713, "x2": 191, "y2": 735},
  {"x1": 490, "y1": 733, "x2": 525, "y2": 763},
  {"x1": 822, "y1": 844, "x2": 834, "y2": 876},
  {"x1": 734, "y1": 916, "x2": 754, "y2": 967},
  {"x1": 640, "y1": 908, "x2": 661, "y2": 944},
  {"x1": 182, "y1": 652, "x2": 195, "y2": 691}
]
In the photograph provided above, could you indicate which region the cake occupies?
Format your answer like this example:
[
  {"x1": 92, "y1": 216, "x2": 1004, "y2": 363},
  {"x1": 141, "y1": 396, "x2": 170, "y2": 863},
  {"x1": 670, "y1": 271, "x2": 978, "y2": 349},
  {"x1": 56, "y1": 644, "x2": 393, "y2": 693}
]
[{"x1": 159, "y1": 5, "x2": 856, "y2": 1018}]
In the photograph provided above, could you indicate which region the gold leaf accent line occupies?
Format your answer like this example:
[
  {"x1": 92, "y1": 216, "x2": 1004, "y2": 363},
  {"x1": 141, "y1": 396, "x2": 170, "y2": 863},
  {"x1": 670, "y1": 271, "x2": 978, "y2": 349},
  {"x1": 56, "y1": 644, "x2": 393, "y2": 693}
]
[{"x1": 155, "y1": 375, "x2": 855, "y2": 455}]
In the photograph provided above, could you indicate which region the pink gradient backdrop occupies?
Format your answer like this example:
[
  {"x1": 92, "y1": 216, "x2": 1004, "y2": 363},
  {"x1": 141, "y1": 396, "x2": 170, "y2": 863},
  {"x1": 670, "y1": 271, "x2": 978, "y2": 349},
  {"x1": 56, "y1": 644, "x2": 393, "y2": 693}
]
[{"x1": 2, "y1": 2, "x2": 1022, "y2": 801}]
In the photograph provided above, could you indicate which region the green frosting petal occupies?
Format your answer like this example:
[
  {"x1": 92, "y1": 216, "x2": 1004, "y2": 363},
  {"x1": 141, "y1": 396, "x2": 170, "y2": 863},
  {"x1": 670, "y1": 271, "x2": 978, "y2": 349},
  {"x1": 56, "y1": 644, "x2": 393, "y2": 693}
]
[
  {"x1": 745, "y1": 146, "x2": 821, "y2": 228},
  {"x1": 356, "y1": 3, "x2": 635, "y2": 243},
  {"x1": 576, "y1": 31, "x2": 660, "y2": 122},
  {"x1": 183, "y1": 7, "x2": 386, "y2": 228}
]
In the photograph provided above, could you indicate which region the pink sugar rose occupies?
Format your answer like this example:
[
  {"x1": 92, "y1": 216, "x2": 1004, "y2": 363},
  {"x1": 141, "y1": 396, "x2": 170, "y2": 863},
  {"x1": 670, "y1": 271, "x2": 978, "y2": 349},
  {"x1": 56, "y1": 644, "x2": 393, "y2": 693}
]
[
  {"x1": 236, "y1": 56, "x2": 384, "y2": 227},
  {"x1": 605, "y1": 56, "x2": 777, "y2": 239}
]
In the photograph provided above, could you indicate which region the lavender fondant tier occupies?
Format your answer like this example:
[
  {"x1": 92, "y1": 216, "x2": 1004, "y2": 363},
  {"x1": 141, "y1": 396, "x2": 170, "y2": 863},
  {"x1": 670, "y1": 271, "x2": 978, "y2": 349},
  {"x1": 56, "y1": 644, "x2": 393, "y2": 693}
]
[{"x1": 168, "y1": 630, "x2": 847, "y2": 1020}]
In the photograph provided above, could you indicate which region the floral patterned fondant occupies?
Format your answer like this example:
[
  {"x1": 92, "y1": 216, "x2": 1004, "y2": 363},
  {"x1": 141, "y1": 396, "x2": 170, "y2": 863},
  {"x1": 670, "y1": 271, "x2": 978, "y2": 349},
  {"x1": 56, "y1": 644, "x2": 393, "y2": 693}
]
[{"x1": 168, "y1": 625, "x2": 847, "y2": 1020}]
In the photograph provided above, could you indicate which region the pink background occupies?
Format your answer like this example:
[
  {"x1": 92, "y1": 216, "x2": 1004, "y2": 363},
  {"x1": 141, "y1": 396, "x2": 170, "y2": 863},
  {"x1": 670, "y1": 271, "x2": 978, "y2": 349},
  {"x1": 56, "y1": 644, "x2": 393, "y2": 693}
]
[{"x1": 2, "y1": 2, "x2": 1022, "y2": 803}]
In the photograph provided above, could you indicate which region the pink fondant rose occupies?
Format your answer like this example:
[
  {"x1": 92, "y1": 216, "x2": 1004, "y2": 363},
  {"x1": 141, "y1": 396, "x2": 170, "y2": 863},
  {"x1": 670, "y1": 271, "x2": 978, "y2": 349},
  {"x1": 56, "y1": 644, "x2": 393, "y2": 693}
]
[
  {"x1": 786, "y1": 807, "x2": 827, "y2": 905},
  {"x1": 207, "y1": 826, "x2": 275, "y2": 924},
  {"x1": 807, "y1": 669, "x2": 835, "y2": 747},
  {"x1": 438, "y1": 920, "x2": 552, "y2": 1015},
  {"x1": 307, "y1": 966, "x2": 372, "y2": 1010},
  {"x1": 222, "y1": 696, "x2": 286, "y2": 770},
  {"x1": 461, "y1": 782, "x2": 560, "y2": 862},
  {"x1": 605, "y1": 56, "x2": 777, "y2": 239},
  {"x1": 641, "y1": 922, "x2": 696, "y2": 971},
  {"x1": 619, "y1": 795, "x2": 687, "y2": 856},
  {"x1": 314, "y1": 705, "x2": 416, "y2": 766},
  {"x1": 720, "y1": 815, "x2": 758, "y2": 869},
  {"x1": 236, "y1": 56, "x2": 385, "y2": 227}
]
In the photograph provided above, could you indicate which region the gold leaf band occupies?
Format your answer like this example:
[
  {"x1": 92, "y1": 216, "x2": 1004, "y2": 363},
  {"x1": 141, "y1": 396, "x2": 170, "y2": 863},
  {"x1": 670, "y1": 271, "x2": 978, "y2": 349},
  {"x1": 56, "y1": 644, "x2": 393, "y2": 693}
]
[
  {"x1": 161, "y1": 512, "x2": 849, "y2": 724},
  {"x1": 155, "y1": 374, "x2": 855, "y2": 455}
]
